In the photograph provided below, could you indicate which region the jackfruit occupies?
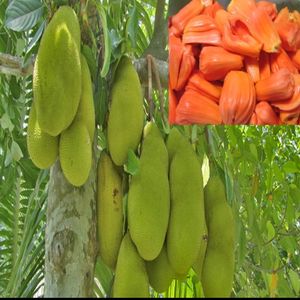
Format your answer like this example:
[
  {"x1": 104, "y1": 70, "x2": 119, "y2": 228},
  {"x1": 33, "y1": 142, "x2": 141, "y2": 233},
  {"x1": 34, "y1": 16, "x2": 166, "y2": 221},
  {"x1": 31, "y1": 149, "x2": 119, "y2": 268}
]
[
  {"x1": 107, "y1": 56, "x2": 144, "y2": 166},
  {"x1": 201, "y1": 174, "x2": 235, "y2": 298},
  {"x1": 33, "y1": 6, "x2": 81, "y2": 136},
  {"x1": 75, "y1": 54, "x2": 95, "y2": 142},
  {"x1": 192, "y1": 222, "x2": 208, "y2": 281},
  {"x1": 128, "y1": 122, "x2": 170, "y2": 261},
  {"x1": 113, "y1": 232, "x2": 149, "y2": 298},
  {"x1": 97, "y1": 152, "x2": 123, "y2": 270},
  {"x1": 27, "y1": 104, "x2": 58, "y2": 169},
  {"x1": 59, "y1": 121, "x2": 91, "y2": 187},
  {"x1": 166, "y1": 127, "x2": 190, "y2": 162},
  {"x1": 166, "y1": 128, "x2": 205, "y2": 275},
  {"x1": 146, "y1": 244, "x2": 176, "y2": 293}
]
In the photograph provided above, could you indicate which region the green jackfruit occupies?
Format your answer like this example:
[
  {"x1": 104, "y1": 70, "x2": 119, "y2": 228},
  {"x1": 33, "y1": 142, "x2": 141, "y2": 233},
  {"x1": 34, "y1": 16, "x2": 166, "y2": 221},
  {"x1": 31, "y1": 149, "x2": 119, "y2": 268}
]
[
  {"x1": 107, "y1": 56, "x2": 144, "y2": 166},
  {"x1": 75, "y1": 54, "x2": 95, "y2": 142},
  {"x1": 146, "y1": 244, "x2": 176, "y2": 293},
  {"x1": 33, "y1": 6, "x2": 81, "y2": 136},
  {"x1": 113, "y1": 233, "x2": 149, "y2": 298},
  {"x1": 201, "y1": 174, "x2": 235, "y2": 298},
  {"x1": 97, "y1": 152, "x2": 123, "y2": 270},
  {"x1": 192, "y1": 222, "x2": 208, "y2": 281},
  {"x1": 27, "y1": 104, "x2": 58, "y2": 169},
  {"x1": 166, "y1": 128, "x2": 205, "y2": 275},
  {"x1": 59, "y1": 121, "x2": 91, "y2": 186},
  {"x1": 128, "y1": 122, "x2": 170, "y2": 261}
]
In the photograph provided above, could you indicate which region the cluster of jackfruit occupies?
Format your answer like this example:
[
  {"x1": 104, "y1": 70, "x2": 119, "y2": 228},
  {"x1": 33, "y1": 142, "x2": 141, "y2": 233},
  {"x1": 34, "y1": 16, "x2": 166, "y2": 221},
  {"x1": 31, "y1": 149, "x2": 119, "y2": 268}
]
[
  {"x1": 97, "y1": 118, "x2": 236, "y2": 297},
  {"x1": 27, "y1": 6, "x2": 95, "y2": 187}
]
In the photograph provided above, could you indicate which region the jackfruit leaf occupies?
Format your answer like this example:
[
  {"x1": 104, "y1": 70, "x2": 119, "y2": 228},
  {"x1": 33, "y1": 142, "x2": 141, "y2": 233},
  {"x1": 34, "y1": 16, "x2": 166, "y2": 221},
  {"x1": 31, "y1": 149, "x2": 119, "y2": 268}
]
[
  {"x1": 94, "y1": 3, "x2": 111, "y2": 78},
  {"x1": 286, "y1": 196, "x2": 295, "y2": 225},
  {"x1": 124, "y1": 149, "x2": 140, "y2": 176},
  {"x1": 25, "y1": 21, "x2": 45, "y2": 55},
  {"x1": 126, "y1": 3, "x2": 138, "y2": 49},
  {"x1": 288, "y1": 269, "x2": 300, "y2": 294},
  {"x1": 5, "y1": 0, "x2": 44, "y2": 32},
  {"x1": 283, "y1": 161, "x2": 299, "y2": 174},
  {"x1": 0, "y1": 113, "x2": 14, "y2": 132},
  {"x1": 266, "y1": 221, "x2": 275, "y2": 241}
]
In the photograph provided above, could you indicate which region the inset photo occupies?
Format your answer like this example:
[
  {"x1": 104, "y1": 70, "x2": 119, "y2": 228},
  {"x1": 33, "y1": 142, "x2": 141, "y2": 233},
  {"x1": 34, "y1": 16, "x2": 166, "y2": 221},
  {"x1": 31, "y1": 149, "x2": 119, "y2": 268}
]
[{"x1": 169, "y1": 0, "x2": 300, "y2": 125}]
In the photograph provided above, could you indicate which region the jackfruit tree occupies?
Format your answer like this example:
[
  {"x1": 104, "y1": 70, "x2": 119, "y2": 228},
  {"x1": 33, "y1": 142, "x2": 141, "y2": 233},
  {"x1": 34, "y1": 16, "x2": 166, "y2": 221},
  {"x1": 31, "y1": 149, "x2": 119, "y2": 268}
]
[{"x1": 0, "y1": 0, "x2": 300, "y2": 299}]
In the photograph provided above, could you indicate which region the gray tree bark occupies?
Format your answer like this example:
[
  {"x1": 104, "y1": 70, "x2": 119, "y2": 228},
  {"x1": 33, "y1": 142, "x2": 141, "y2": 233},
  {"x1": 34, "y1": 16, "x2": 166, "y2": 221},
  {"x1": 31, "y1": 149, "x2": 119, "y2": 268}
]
[{"x1": 44, "y1": 153, "x2": 97, "y2": 297}]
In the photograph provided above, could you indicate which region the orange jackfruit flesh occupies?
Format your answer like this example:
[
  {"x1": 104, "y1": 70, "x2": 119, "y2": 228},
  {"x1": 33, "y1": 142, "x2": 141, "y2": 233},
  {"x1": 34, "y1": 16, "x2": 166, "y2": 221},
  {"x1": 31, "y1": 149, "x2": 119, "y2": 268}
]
[
  {"x1": 290, "y1": 49, "x2": 300, "y2": 70},
  {"x1": 169, "y1": 34, "x2": 184, "y2": 90},
  {"x1": 227, "y1": 0, "x2": 256, "y2": 21},
  {"x1": 219, "y1": 71, "x2": 256, "y2": 124},
  {"x1": 186, "y1": 71, "x2": 221, "y2": 103},
  {"x1": 171, "y1": 0, "x2": 204, "y2": 35},
  {"x1": 248, "y1": 7, "x2": 281, "y2": 53},
  {"x1": 256, "y1": 1, "x2": 278, "y2": 20},
  {"x1": 199, "y1": 46, "x2": 244, "y2": 81},
  {"x1": 259, "y1": 51, "x2": 271, "y2": 80},
  {"x1": 183, "y1": 15, "x2": 222, "y2": 45},
  {"x1": 244, "y1": 56, "x2": 260, "y2": 82},
  {"x1": 222, "y1": 15, "x2": 262, "y2": 57},
  {"x1": 256, "y1": 68, "x2": 295, "y2": 102},
  {"x1": 176, "y1": 89, "x2": 222, "y2": 124},
  {"x1": 271, "y1": 74, "x2": 300, "y2": 111},
  {"x1": 176, "y1": 45, "x2": 196, "y2": 91},
  {"x1": 274, "y1": 7, "x2": 300, "y2": 52},
  {"x1": 203, "y1": 2, "x2": 223, "y2": 18},
  {"x1": 280, "y1": 111, "x2": 300, "y2": 124},
  {"x1": 270, "y1": 48, "x2": 298, "y2": 74},
  {"x1": 169, "y1": 86, "x2": 178, "y2": 125},
  {"x1": 255, "y1": 101, "x2": 279, "y2": 124}
]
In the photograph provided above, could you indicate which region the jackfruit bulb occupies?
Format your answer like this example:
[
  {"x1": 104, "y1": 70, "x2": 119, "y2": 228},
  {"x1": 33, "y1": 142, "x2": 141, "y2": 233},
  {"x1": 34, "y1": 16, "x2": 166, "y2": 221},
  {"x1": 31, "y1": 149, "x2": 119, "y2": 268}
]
[
  {"x1": 97, "y1": 152, "x2": 123, "y2": 270},
  {"x1": 201, "y1": 174, "x2": 235, "y2": 298},
  {"x1": 59, "y1": 121, "x2": 91, "y2": 187},
  {"x1": 75, "y1": 54, "x2": 95, "y2": 142},
  {"x1": 166, "y1": 128, "x2": 205, "y2": 276},
  {"x1": 146, "y1": 244, "x2": 176, "y2": 293},
  {"x1": 128, "y1": 122, "x2": 170, "y2": 261},
  {"x1": 27, "y1": 104, "x2": 58, "y2": 169},
  {"x1": 107, "y1": 56, "x2": 144, "y2": 166},
  {"x1": 113, "y1": 233, "x2": 149, "y2": 298},
  {"x1": 33, "y1": 6, "x2": 81, "y2": 136}
]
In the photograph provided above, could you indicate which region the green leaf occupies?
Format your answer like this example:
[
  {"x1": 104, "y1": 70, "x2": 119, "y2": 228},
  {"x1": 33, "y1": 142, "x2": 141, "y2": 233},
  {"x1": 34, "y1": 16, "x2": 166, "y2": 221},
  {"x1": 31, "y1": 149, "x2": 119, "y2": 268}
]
[
  {"x1": 288, "y1": 269, "x2": 300, "y2": 294},
  {"x1": 0, "y1": 113, "x2": 14, "y2": 132},
  {"x1": 283, "y1": 161, "x2": 299, "y2": 174},
  {"x1": 5, "y1": 0, "x2": 44, "y2": 32},
  {"x1": 126, "y1": 2, "x2": 138, "y2": 49},
  {"x1": 124, "y1": 149, "x2": 140, "y2": 176},
  {"x1": 266, "y1": 220, "x2": 275, "y2": 241},
  {"x1": 11, "y1": 141, "x2": 23, "y2": 162},
  {"x1": 25, "y1": 20, "x2": 45, "y2": 54},
  {"x1": 95, "y1": 3, "x2": 111, "y2": 78}
]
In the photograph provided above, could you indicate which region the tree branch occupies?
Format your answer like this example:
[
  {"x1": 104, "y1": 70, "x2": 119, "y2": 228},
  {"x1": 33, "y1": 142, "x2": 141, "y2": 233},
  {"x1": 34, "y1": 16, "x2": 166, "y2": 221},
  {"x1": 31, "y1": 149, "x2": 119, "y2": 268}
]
[
  {"x1": 143, "y1": 0, "x2": 168, "y2": 61},
  {"x1": 133, "y1": 57, "x2": 168, "y2": 89},
  {"x1": 0, "y1": 52, "x2": 168, "y2": 88},
  {"x1": 0, "y1": 53, "x2": 34, "y2": 77}
]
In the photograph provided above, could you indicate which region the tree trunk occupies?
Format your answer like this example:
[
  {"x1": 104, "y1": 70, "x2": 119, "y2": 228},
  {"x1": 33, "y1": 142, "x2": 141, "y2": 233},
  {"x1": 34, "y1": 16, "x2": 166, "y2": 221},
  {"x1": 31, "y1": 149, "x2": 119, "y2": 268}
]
[{"x1": 44, "y1": 152, "x2": 97, "y2": 297}]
